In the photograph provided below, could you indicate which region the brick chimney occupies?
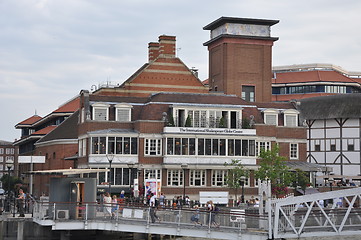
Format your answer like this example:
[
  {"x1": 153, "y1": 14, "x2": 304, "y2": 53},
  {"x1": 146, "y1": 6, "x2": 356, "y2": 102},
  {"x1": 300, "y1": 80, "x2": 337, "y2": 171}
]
[
  {"x1": 158, "y1": 35, "x2": 176, "y2": 58},
  {"x1": 148, "y1": 42, "x2": 160, "y2": 62}
]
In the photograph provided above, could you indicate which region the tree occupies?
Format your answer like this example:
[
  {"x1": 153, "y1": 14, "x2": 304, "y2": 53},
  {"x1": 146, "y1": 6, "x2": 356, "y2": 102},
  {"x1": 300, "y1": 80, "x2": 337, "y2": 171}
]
[
  {"x1": 218, "y1": 117, "x2": 226, "y2": 128},
  {"x1": 167, "y1": 113, "x2": 175, "y2": 127},
  {"x1": 224, "y1": 159, "x2": 249, "y2": 205},
  {"x1": 255, "y1": 146, "x2": 294, "y2": 197},
  {"x1": 184, "y1": 115, "x2": 192, "y2": 127},
  {"x1": 0, "y1": 174, "x2": 23, "y2": 193},
  {"x1": 292, "y1": 168, "x2": 311, "y2": 194}
]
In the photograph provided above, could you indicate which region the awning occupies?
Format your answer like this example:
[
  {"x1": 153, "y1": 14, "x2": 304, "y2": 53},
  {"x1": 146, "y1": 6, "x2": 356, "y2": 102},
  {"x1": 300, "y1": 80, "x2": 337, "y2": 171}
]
[
  {"x1": 285, "y1": 161, "x2": 329, "y2": 172},
  {"x1": 316, "y1": 175, "x2": 361, "y2": 180},
  {"x1": 296, "y1": 188, "x2": 320, "y2": 195},
  {"x1": 27, "y1": 168, "x2": 108, "y2": 176}
]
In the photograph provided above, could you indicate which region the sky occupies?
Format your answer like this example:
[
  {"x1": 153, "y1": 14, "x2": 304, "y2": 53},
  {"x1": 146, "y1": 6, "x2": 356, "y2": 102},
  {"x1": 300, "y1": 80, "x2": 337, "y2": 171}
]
[{"x1": 1, "y1": 0, "x2": 360, "y2": 142}]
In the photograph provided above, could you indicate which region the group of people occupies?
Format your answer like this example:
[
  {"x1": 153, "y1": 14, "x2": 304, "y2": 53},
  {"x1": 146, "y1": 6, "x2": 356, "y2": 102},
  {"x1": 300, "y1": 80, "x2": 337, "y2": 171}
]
[{"x1": 102, "y1": 191, "x2": 124, "y2": 218}]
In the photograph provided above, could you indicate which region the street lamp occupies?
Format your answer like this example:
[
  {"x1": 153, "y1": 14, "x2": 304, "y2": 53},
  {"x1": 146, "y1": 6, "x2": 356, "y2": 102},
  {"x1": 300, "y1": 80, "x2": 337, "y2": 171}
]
[
  {"x1": 106, "y1": 154, "x2": 114, "y2": 194},
  {"x1": 5, "y1": 159, "x2": 13, "y2": 213},
  {"x1": 127, "y1": 163, "x2": 135, "y2": 200},
  {"x1": 181, "y1": 164, "x2": 188, "y2": 206},
  {"x1": 240, "y1": 176, "x2": 246, "y2": 204}
]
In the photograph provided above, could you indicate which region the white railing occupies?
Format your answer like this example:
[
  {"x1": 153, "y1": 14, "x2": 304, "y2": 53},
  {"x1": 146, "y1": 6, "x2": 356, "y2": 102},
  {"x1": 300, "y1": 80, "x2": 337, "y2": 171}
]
[
  {"x1": 270, "y1": 187, "x2": 361, "y2": 239},
  {"x1": 32, "y1": 201, "x2": 266, "y2": 238}
]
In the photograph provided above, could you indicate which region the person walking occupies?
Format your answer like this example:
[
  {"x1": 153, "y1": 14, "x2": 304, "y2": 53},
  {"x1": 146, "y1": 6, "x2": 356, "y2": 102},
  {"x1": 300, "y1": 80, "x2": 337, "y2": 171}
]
[
  {"x1": 17, "y1": 189, "x2": 25, "y2": 217},
  {"x1": 191, "y1": 205, "x2": 202, "y2": 226},
  {"x1": 111, "y1": 195, "x2": 119, "y2": 219},
  {"x1": 103, "y1": 192, "x2": 112, "y2": 217},
  {"x1": 149, "y1": 193, "x2": 160, "y2": 223}
]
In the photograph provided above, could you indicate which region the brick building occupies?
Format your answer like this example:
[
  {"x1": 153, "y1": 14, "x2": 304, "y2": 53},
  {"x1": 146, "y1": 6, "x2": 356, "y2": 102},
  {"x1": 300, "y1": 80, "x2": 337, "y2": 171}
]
[
  {"x1": 14, "y1": 17, "x2": 314, "y2": 201},
  {"x1": 0, "y1": 140, "x2": 18, "y2": 188},
  {"x1": 272, "y1": 63, "x2": 361, "y2": 102}
]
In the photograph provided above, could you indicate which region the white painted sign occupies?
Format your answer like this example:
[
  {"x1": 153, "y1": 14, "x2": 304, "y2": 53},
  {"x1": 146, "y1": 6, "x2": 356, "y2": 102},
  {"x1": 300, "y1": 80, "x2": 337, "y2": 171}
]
[
  {"x1": 164, "y1": 127, "x2": 256, "y2": 135},
  {"x1": 18, "y1": 156, "x2": 45, "y2": 163},
  {"x1": 199, "y1": 191, "x2": 229, "y2": 205}
]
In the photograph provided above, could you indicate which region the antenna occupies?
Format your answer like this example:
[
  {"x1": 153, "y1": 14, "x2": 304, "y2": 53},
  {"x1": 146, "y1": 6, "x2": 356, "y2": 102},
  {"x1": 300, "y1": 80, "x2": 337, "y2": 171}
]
[{"x1": 35, "y1": 109, "x2": 37, "y2": 116}]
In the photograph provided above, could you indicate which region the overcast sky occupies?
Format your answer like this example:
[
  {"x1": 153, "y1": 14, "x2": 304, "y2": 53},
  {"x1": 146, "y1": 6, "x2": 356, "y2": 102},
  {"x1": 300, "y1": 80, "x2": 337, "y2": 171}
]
[{"x1": 1, "y1": 0, "x2": 360, "y2": 142}]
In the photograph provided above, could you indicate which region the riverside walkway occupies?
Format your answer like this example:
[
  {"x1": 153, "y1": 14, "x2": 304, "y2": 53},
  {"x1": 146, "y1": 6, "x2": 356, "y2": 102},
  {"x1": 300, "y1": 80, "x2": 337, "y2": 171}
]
[{"x1": 4, "y1": 187, "x2": 361, "y2": 240}]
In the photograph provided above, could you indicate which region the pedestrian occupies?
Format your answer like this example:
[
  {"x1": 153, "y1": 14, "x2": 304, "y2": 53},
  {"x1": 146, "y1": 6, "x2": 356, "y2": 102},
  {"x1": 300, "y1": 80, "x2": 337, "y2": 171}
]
[
  {"x1": 17, "y1": 189, "x2": 25, "y2": 217},
  {"x1": 111, "y1": 195, "x2": 118, "y2": 218},
  {"x1": 191, "y1": 205, "x2": 202, "y2": 226},
  {"x1": 149, "y1": 193, "x2": 160, "y2": 223},
  {"x1": 103, "y1": 192, "x2": 112, "y2": 217},
  {"x1": 159, "y1": 192, "x2": 166, "y2": 208},
  {"x1": 207, "y1": 200, "x2": 219, "y2": 227}
]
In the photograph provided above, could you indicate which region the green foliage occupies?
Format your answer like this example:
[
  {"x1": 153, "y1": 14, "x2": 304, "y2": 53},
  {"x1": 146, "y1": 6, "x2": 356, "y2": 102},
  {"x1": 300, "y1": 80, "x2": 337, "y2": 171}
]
[
  {"x1": 292, "y1": 169, "x2": 311, "y2": 194},
  {"x1": 242, "y1": 118, "x2": 251, "y2": 129},
  {"x1": 0, "y1": 174, "x2": 23, "y2": 193},
  {"x1": 218, "y1": 117, "x2": 226, "y2": 128},
  {"x1": 224, "y1": 159, "x2": 249, "y2": 202},
  {"x1": 184, "y1": 115, "x2": 192, "y2": 127},
  {"x1": 255, "y1": 146, "x2": 294, "y2": 196},
  {"x1": 167, "y1": 113, "x2": 175, "y2": 127}
]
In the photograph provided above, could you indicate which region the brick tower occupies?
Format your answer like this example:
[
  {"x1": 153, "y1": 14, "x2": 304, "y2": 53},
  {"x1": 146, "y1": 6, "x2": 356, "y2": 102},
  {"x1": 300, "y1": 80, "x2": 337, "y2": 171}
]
[{"x1": 203, "y1": 17, "x2": 279, "y2": 102}]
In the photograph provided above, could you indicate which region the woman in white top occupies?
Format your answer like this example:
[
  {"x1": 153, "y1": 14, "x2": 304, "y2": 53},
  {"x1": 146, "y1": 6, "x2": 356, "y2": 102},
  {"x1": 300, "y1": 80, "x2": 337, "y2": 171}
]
[{"x1": 103, "y1": 192, "x2": 112, "y2": 216}]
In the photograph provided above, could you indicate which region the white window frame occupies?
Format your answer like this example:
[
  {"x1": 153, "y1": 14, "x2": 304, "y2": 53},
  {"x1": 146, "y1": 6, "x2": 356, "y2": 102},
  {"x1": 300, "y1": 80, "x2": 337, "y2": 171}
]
[
  {"x1": 144, "y1": 138, "x2": 162, "y2": 156},
  {"x1": 0, "y1": 148, "x2": 3, "y2": 154},
  {"x1": 167, "y1": 170, "x2": 183, "y2": 186},
  {"x1": 115, "y1": 103, "x2": 132, "y2": 122},
  {"x1": 190, "y1": 170, "x2": 206, "y2": 186},
  {"x1": 283, "y1": 109, "x2": 299, "y2": 127},
  {"x1": 290, "y1": 143, "x2": 298, "y2": 159},
  {"x1": 256, "y1": 141, "x2": 271, "y2": 156},
  {"x1": 144, "y1": 169, "x2": 161, "y2": 180},
  {"x1": 211, "y1": 170, "x2": 227, "y2": 187},
  {"x1": 263, "y1": 109, "x2": 278, "y2": 126},
  {"x1": 92, "y1": 103, "x2": 110, "y2": 121}
]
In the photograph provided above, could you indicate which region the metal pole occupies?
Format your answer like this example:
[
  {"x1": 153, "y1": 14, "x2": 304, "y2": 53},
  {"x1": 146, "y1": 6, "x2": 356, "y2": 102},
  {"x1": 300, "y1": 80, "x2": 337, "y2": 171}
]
[
  {"x1": 241, "y1": 182, "x2": 245, "y2": 203},
  {"x1": 108, "y1": 160, "x2": 112, "y2": 194},
  {"x1": 7, "y1": 167, "x2": 11, "y2": 213}
]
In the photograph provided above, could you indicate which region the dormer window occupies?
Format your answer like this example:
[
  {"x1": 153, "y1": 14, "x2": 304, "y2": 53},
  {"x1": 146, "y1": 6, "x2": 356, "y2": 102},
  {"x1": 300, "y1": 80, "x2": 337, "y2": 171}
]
[
  {"x1": 263, "y1": 109, "x2": 278, "y2": 125},
  {"x1": 92, "y1": 103, "x2": 110, "y2": 121},
  {"x1": 283, "y1": 109, "x2": 299, "y2": 127},
  {"x1": 115, "y1": 103, "x2": 132, "y2": 122}
]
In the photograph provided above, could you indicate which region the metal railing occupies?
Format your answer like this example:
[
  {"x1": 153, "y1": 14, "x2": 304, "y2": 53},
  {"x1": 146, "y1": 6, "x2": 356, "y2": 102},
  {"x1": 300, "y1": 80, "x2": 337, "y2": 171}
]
[{"x1": 32, "y1": 201, "x2": 267, "y2": 235}]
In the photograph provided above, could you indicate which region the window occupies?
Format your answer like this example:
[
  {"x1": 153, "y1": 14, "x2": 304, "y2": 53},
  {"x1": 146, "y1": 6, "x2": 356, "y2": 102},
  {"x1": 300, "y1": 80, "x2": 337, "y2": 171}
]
[
  {"x1": 145, "y1": 139, "x2": 162, "y2": 156},
  {"x1": 0, "y1": 156, "x2": 3, "y2": 162},
  {"x1": 91, "y1": 136, "x2": 138, "y2": 155},
  {"x1": 6, "y1": 148, "x2": 14, "y2": 154},
  {"x1": 283, "y1": 109, "x2": 299, "y2": 127},
  {"x1": 256, "y1": 141, "x2": 271, "y2": 156},
  {"x1": 190, "y1": 170, "x2": 206, "y2": 186},
  {"x1": 115, "y1": 103, "x2": 132, "y2": 122},
  {"x1": 263, "y1": 109, "x2": 278, "y2": 125},
  {"x1": 315, "y1": 143, "x2": 321, "y2": 152},
  {"x1": 348, "y1": 139, "x2": 355, "y2": 151},
  {"x1": 212, "y1": 170, "x2": 227, "y2": 186},
  {"x1": 92, "y1": 103, "x2": 110, "y2": 121},
  {"x1": 290, "y1": 143, "x2": 298, "y2": 159},
  {"x1": 330, "y1": 139, "x2": 336, "y2": 151},
  {"x1": 144, "y1": 169, "x2": 161, "y2": 180},
  {"x1": 242, "y1": 85, "x2": 255, "y2": 102},
  {"x1": 0, "y1": 148, "x2": 3, "y2": 154},
  {"x1": 167, "y1": 170, "x2": 183, "y2": 186}
]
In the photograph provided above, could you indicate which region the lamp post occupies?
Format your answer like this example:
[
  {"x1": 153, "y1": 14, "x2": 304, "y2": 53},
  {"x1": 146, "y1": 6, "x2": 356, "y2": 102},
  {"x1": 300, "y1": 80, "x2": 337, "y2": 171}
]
[
  {"x1": 106, "y1": 154, "x2": 114, "y2": 194},
  {"x1": 127, "y1": 163, "x2": 135, "y2": 200},
  {"x1": 181, "y1": 164, "x2": 188, "y2": 206},
  {"x1": 6, "y1": 160, "x2": 13, "y2": 213},
  {"x1": 240, "y1": 176, "x2": 246, "y2": 204}
]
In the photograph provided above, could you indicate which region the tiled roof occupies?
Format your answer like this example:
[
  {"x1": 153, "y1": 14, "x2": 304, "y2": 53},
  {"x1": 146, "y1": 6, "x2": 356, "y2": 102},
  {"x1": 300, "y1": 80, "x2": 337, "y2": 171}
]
[
  {"x1": 17, "y1": 115, "x2": 42, "y2": 126},
  {"x1": 32, "y1": 125, "x2": 57, "y2": 135},
  {"x1": 53, "y1": 97, "x2": 80, "y2": 113},
  {"x1": 273, "y1": 70, "x2": 357, "y2": 84},
  {"x1": 298, "y1": 93, "x2": 361, "y2": 120},
  {"x1": 36, "y1": 111, "x2": 79, "y2": 144}
]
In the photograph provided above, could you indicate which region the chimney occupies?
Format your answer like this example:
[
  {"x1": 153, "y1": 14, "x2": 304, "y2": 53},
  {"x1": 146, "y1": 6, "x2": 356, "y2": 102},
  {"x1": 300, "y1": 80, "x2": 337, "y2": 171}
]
[
  {"x1": 148, "y1": 42, "x2": 159, "y2": 62},
  {"x1": 158, "y1": 35, "x2": 176, "y2": 58}
]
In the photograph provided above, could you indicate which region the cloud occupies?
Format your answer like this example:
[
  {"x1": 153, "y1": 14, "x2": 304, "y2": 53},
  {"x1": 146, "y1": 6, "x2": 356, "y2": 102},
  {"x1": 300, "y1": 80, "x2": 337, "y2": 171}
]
[{"x1": 1, "y1": 0, "x2": 361, "y2": 141}]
